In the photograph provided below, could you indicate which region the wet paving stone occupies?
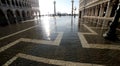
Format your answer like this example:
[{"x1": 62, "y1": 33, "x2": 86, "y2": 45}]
[
  {"x1": 0, "y1": 21, "x2": 38, "y2": 38},
  {"x1": 21, "y1": 42, "x2": 91, "y2": 64},
  {"x1": 60, "y1": 33, "x2": 82, "y2": 47},
  {"x1": 86, "y1": 48, "x2": 120, "y2": 66},
  {"x1": 84, "y1": 34, "x2": 120, "y2": 45},
  {"x1": 10, "y1": 58, "x2": 59, "y2": 66},
  {"x1": 0, "y1": 51, "x2": 16, "y2": 65},
  {"x1": 78, "y1": 25, "x2": 91, "y2": 33},
  {"x1": 0, "y1": 28, "x2": 57, "y2": 47},
  {"x1": 0, "y1": 42, "x2": 37, "y2": 65},
  {"x1": 91, "y1": 28, "x2": 108, "y2": 35}
]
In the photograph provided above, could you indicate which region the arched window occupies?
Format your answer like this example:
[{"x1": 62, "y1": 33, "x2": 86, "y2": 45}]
[
  {"x1": 6, "y1": 0, "x2": 10, "y2": 5},
  {"x1": 12, "y1": 0, "x2": 15, "y2": 6},
  {"x1": 16, "y1": 0, "x2": 19, "y2": 6},
  {"x1": 19, "y1": 1, "x2": 22, "y2": 7}
]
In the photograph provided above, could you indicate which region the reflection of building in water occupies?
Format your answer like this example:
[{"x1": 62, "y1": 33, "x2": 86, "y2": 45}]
[
  {"x1": 0, "y1": 0, "x2": 40, "y2": 26},
  {"x1": 79, "y1": 0, "x2": 119, "y2": 27}
]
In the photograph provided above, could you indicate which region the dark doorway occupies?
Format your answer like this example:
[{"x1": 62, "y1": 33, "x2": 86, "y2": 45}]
[
  {"x1": 7, "y1": 10, "x2": 16, "y2": 24},
  {"x1": 22, "y1": 11, "x2": 26, "y2": 20},
  {"x1": 15, "y1": 10, "x2": 21, "y2": 22},
  {"x1": 0, "y1": 9, "x2": 8, "y2": 26}
]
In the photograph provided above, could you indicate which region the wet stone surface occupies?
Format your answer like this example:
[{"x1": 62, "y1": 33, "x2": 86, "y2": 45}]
[
  {"x1": 0, "y1": 16, "x2": 120, "y2": 66},
  {"x1": 10, "y1": 58, "x2": 59, "y2": 66}
]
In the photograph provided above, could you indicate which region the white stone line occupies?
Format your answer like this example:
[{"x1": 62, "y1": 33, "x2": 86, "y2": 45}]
[
  {"x1": 78, "y1": 33, "x2": 90, "y2": 48},
  {"x1": 78, "y1": 33, "x2": 120, "y2": 50},
  {"x1": 20, "y1": 32, "x2": 63, "y2": 46},
  {"x1": 16, "y1": 53, "x2": 104, "y2": 66},
  {"x1": 88, "y1": 44, "x2": 120, "y2": 50},
  {"x1": 0, "y1": 25, "x2": 39, "y2": 41},
  {"x1": 53, "y1": 32, "x2": 63, "y2": 45},
  {"x1": 81, "y1": 33, "x2": 98, "y2": 35},
  {"x1": 22, "y1": 19, "x2": 37, "y2": 23},
  {"x1": 90, "y1": 27, "x2": 108, "y2": 29},
  {"x1": 83, "y1": 24, "x2": 98, "y2": 35},
  {"x1": 0, "y1": 32, "x2": 63, "y2": 53},
  {"x1": 79, "y1": 24, "x2": 120, "y2": 50},
  {"x1": 2, "y1": 56, "x2": 18, "y2": 66},
  {"x1": 0, "y1": 38, "x2": 22, "y2": 53},
  {"x1": 20, "y1": 38, "x2": 53, "y2": 45}
]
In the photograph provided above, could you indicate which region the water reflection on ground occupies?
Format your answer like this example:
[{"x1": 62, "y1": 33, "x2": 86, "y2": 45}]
[{"x1": 40, "y1": 16, "x2": 78, "y2": 33}]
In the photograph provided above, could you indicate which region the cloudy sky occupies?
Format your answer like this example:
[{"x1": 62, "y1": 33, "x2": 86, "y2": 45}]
[{"x1": 39, "y1": 0, "x2": 79, "y2": 15}]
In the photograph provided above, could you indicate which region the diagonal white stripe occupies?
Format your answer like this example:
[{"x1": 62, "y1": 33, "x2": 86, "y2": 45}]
[
  {"x1": 53, "y1": 32, "x2": 63, "y2": 45},
  {"x1": 0, "y1": 25, "x2": 39, "y2": 41},
  {"x1": 78, "y1": 33, "x2": 90, "y2": 48},
  {"x1": 3, "y1": 53, "x2": 105, "y2": 66},
  {"x1": 2, "y1": 56, "x2": 18, "y2": 66},
  {"x1": 78, "y1": 33, "x2": 120, "y2": 50},
  {"x1": 83, "y1": 24, "x2": 98, "y2": 35},
  {"x1": 78, "y1": 23, "x2": 120, "y2": 50},
  {"x1": 0, "y1": 32, "x2": 63, "y2": 53},
  {"x1": 0, "y1": 39, "x2": 21, "y2": 53},
  {"x1": 21, "y1": 38, "x2": 53, "y2": 45}
]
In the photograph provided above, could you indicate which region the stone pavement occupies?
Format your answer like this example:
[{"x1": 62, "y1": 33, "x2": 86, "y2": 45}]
[{"x1": 0, "y1": 16, "x2": 120, "y2": 66}]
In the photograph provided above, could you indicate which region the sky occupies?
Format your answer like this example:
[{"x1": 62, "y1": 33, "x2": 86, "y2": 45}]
[{"x1": 39, "y1": 0, "x2": 79, "y2": 15}]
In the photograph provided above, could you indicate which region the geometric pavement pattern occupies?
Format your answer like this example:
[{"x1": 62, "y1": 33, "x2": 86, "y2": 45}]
[
  {"x1": 78, "y1": 24, "x2": 120, "y2": 50},
  {"x1": 0, "y1": 17, "x2": 120, "y2": 66}
]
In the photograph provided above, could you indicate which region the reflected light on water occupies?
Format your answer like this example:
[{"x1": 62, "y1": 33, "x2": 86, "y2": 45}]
[{"x1": 42, "y1": 16, "x2": 51, "y2": 40}]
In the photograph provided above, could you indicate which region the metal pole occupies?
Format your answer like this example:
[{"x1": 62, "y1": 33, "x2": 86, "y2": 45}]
[
  {"x1": 71, "y1": 0, "x2": 74, "y2": 16},
  {"x1": 103, "y1": 3, "x2": 120, "y2": 41},
  {"x1": 54, "y1": 1, "x2": 56, "y2": 16}
]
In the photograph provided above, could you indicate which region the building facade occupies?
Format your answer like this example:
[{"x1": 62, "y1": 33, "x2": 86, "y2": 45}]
[
  {"x1": 79, "y1": 0, "x2": 119, "y2": 27},
  {"x1": 0, "y1": 0, "x2": 40, "y2": 26}
]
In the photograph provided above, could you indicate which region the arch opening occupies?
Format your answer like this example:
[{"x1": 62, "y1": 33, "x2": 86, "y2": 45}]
[
  {"x1": 12, "y1": 0, "x2": 15, "y2": 6},
  {"x1": 6, "y1": 0, "x2": 10, "y2": 5},
  {"x1": 27, "y1": 11, "x2": 31, "y2": 20},
  {"x1": 7, "y1": 10, "x2": 16, "y2": 24},
  {"x1": 15, "y1": 10, "x2": 21, "y2": 22},
  {"x1": 0, "y1": 9, "x2": 8, "y2": 26},
  {"x1": 1, "y1": 0, "x2": 6, "y2": 4},
  {"x1": 22, "y1": 11, "x2": 26, "y2": 20},
  {"x1": 16, "y1": 0, "x2": 19, "y2": 6}
]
